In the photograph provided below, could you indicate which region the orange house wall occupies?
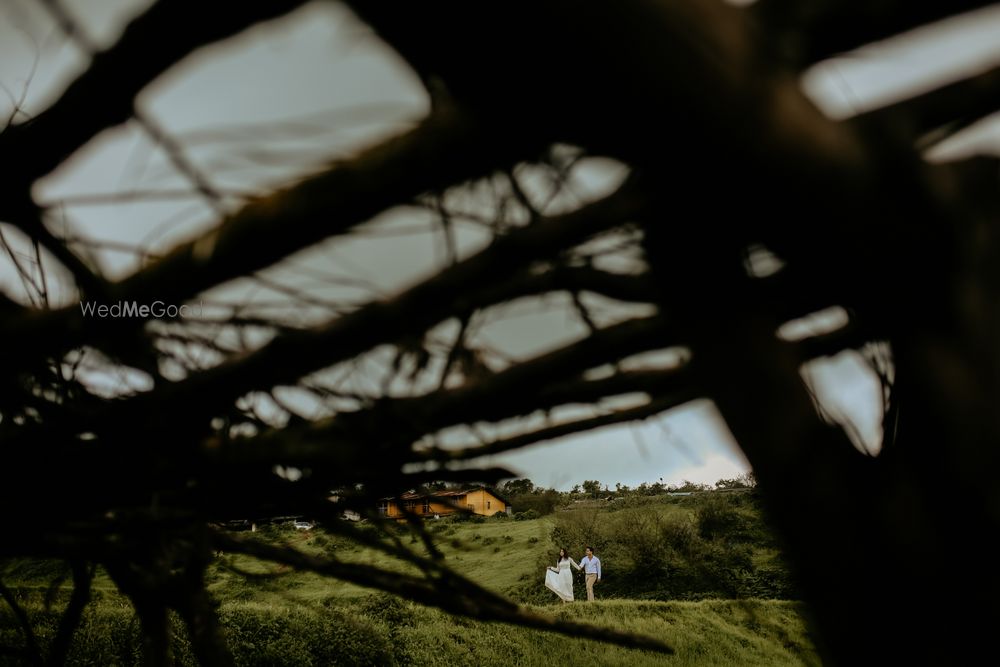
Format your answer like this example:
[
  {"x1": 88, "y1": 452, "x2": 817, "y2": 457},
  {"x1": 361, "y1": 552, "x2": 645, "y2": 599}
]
[{"x1": 381, "y1": 489, "x2": 507, "y2": 518}]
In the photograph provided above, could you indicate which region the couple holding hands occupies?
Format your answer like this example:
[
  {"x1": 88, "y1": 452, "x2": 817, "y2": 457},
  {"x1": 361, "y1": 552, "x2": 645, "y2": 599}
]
[{"x1": 544, "y1": 545, "x2": 602, "y2": 602}]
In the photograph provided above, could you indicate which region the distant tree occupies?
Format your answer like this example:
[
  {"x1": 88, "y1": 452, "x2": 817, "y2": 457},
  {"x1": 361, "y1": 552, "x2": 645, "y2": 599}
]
[
  {"x1": 715, "y1": 472, "x2": 757, "y2": 490},
  {"x1": 498, "y1": 480, "x2": 562, "y2": 516},
  {"x1": 500, "y1": 478, "x2": 535, "y2": 497},
  {"x1": 509, "y1": 488, "x2": 563, "y2": 516},
  {"x1": 581, "y1": 480, "x2": 603, "y2": 498}
]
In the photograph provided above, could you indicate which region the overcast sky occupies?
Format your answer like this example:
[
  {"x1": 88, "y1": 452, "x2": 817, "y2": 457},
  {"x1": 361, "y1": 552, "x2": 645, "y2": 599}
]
[{"x1": 3, "y1": 1, "x2": 1000, "y2": 490}]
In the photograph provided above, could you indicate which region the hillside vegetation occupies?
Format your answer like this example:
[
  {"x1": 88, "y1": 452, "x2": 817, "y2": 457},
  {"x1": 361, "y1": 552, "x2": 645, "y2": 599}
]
[
  {"x1": 1, "y1": 492, "x2": 815, "y2": 665},
  {"x1": 1, "y1": 594, "x2": 818, "y2": 666}
]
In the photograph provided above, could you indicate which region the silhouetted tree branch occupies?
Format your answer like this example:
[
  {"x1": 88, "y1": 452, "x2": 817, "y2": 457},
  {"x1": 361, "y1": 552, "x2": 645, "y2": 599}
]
[
  {"x1": 2, "y1": 0, "x2": 1000, "y2": 663},
  {"x1": 46, "y1": 562, "x2": 93, "y2": 667}
]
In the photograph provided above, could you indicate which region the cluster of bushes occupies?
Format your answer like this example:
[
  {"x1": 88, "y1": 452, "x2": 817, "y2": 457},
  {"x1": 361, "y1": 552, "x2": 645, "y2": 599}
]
[
  {"x1": 507, "y1": 492, "x2": 562, "y2": 517},
  {"x1": 497, "y1": 479, "x2": 564, "y2": 517},
  {"x1": 547, "y1": 492, "x2": 796, "y2": 601}
]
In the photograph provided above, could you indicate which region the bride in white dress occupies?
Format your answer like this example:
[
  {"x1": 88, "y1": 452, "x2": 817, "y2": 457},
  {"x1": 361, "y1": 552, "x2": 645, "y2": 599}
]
[{"x1": 544, "y1": 548, "x2": 581, "y2": 602}]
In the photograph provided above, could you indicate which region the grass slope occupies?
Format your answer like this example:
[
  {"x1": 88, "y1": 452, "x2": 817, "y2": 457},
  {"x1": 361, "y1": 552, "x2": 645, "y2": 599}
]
[
  {"x1": 387, "y1": 599, "x2": 818, "y2": 666},
  {"x1": 1, "y1": 503, "x2": 817, "y2": 665},
  {"x1": 1, "y1": 594, "x2": 818, "y2": 666}
]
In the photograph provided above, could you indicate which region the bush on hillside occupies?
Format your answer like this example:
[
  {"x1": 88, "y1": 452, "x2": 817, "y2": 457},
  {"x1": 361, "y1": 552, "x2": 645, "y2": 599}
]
[
  {"x1": 357, "y1": 592, "x2": 413, "y2": 628},
  {"x1": 696, "y1": 494, "x2": 755, "y2": 542},
  {"x1": 507, "y1": 488, "x2": 562, "y2": 516},
  {"x1": 0, "y1": 599, "x2": 394, "y2": 666},
  {"x1": 550, "y1": 493, "x2": 794, "y2": 601}
]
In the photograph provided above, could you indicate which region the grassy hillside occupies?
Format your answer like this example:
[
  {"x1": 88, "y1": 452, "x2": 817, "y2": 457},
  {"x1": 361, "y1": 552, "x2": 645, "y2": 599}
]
[
  {"x1": 389, "y1": 599, "x2": 818, "y2": 666},
  {"x1": 206, "y1": 514, "x2": 557, "y2": 604},
  {"x1": 1, "y1": 494, "x2": 814, "y2": 665},
  {"x1": 1, "y1": 593, "x2": 818, "y2": 666},
  {"x1": 199, "y1": 491, "x2": 794, "y2": 606}
]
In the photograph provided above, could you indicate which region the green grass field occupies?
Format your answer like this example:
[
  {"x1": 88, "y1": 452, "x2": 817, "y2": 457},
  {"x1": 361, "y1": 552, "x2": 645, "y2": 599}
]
[
  {"x1": 206, "y1": 514, "x2": 557, "y2": 604},
  {"x1": 1, "y1": 592, "x2": 818, "y2": 666},
  {"x1": 389, "y1": 599, "x2": 818, "y2": 666},
  {"x1": 1, "y1": 500, "x2": 819, "y2": 665}
]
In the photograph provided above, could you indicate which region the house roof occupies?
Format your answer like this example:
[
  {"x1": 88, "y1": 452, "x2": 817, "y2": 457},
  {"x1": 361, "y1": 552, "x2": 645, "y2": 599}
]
[
  {"x1": 397, "y1": 489, "x2": 466, "y2": 501},
  {"x1": 384, "y1": 485, "x2": 511, "y2": 505}
]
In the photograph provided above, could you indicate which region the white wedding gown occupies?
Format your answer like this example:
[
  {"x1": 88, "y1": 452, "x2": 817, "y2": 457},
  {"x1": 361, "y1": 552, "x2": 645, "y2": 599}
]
[{"x1": 544, "y1": 557, "x2": 581, "y2": 602}]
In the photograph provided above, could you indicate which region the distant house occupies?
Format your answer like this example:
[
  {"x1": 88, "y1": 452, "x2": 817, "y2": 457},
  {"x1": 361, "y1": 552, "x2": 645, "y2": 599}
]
[{"x1": 378, "y1": 486, "x2": 511, "y2": 519}]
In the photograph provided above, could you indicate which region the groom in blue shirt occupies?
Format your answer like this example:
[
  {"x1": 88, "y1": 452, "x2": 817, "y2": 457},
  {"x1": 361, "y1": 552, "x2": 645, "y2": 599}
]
[{"x1": 581, "y1": 546, "x2": 602, "y2": 601}]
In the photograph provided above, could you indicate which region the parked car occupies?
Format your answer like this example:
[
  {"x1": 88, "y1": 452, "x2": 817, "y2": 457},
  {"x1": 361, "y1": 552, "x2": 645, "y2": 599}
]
[{"x1": 293, "y1": 520, "x2": 313, "y2": 530}]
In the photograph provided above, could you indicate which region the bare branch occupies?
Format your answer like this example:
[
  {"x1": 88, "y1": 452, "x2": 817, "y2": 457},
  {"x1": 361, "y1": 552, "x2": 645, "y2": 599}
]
[
  {"x1": 1, "y1": 102, "x2": 549, "y2": 368},
  {"x1": 206, "y1": 317, "x2": 679, "y2": 468},
  {"x1": 0, "y1": 577, "x2": 43, "y2": 666},
  {"x1": 117, "y1": 181, "x2": 644, "y2": 425},
  {"x1": 46, "y1": 562, "x2": 94, "y2": 667},
  {"x1": 419, "y1": 391, "x2": 697, "y2": 462},
  {"x1": 0, "y1": 0, "x2": 312, "y2": 204}
]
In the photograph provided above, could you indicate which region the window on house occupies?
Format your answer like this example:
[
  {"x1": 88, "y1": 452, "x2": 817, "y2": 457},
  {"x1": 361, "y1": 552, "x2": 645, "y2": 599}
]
[
  {"x1": 378, "y1": 501, "x2": 388, "y2": 516},
  {"x1": 422, "y1": 499, "x2": 430, "y2": 514},
  {"x1": 467, "y1": 504, "x2": 475, "y2": 512},
  {"x1": 487, "y1": 500, "x2": 491, "y2": 510}
]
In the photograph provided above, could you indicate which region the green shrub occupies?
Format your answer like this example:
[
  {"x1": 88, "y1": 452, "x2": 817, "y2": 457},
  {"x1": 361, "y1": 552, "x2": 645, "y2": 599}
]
[
  {"x1": 506, "y1": 488, "x2": 563, "y2": 516},
  {"x1": 696, "y1": 494, "x2": 754, "y2": 542},
  {"x1": 357, "y1": 592, "x2": 412, "y2": 627},
  {"x1": 221, "y1": 603, "x2": 392, "y2": 666},
  {"x1": 0, "y1": 599, "x2": 394, "y2": 666},
  {"x1": 551, "y1": 499, "x2": 787, "y2": 601}
]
